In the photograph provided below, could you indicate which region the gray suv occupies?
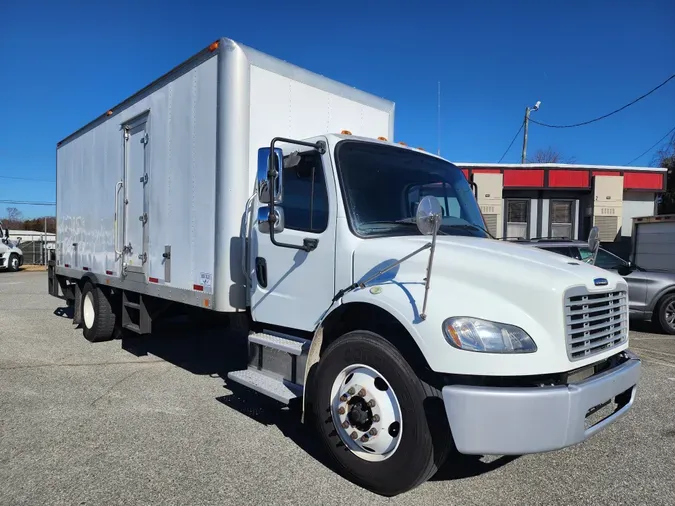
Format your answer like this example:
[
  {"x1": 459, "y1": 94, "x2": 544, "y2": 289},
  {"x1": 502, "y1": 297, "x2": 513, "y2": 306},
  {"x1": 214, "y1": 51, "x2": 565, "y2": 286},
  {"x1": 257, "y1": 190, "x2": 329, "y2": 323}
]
[{"x1": 517, "y1": 239, "x2": 675, "y2": 334}]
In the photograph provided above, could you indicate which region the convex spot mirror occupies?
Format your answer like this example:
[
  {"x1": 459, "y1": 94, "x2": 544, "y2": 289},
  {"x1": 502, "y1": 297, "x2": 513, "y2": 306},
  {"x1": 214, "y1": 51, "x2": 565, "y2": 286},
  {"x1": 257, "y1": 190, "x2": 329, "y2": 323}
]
[
  {"x1": 256, "y1": 147, "x2": 284, "y2": 204},
  {"x1": 257, "y1": 207, "x2": 285, "y2": 234},
  {"x1": 416, "y1": 196, "x2": 442, "y2": 236}
]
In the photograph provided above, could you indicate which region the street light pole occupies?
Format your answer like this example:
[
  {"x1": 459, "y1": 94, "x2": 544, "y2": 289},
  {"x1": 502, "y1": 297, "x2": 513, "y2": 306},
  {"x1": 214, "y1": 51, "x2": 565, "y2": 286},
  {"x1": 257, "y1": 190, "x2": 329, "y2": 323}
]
[{"x1": 521, "y1": 100, "x2": 541, "y2": 164}]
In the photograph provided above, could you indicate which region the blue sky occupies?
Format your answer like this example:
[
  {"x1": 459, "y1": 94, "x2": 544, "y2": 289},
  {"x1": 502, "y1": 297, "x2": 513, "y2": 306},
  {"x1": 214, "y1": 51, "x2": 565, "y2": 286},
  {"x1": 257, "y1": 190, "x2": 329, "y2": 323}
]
[{"x1": 1, "y1": 0, "x2": 673, "y2": 218}]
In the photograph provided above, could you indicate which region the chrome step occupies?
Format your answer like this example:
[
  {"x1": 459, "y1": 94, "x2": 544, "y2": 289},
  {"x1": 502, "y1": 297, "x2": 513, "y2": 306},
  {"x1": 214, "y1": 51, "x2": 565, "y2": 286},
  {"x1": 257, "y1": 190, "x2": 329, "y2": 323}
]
[
  {"x1": 227, "y1": 369, "x2": 302, "y2": 404},
  {"x1": 248, "y1": 331, "x2": 309, "y2": 355}
]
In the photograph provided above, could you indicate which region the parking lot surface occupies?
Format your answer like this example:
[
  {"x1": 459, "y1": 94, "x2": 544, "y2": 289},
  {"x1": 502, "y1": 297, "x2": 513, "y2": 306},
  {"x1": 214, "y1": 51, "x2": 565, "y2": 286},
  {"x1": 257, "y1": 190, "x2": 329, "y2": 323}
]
[{"x1": 1, "y1": 271, "x2": 674, "y2": 505}]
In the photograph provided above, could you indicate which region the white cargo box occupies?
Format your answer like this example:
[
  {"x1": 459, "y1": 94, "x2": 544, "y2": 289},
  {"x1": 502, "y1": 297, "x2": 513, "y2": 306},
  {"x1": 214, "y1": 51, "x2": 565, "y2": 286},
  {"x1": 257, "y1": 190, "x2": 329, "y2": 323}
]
[{"x1": 56, "y1": 37, "x2": 395, "y2": 311}]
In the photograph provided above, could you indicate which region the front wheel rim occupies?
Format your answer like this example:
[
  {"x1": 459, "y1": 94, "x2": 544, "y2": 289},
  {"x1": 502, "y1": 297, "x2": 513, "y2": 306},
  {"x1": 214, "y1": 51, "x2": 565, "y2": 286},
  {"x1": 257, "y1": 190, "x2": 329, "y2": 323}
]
[
  {"x1": 329, "y1": 364, "x2": 403, "y2": 462},
  {"x1": 665, "y1": 301, "x2": 675, "y2": 328},
  {"x1": 11, "y1": 257, "x2": 18, "y2": 269}
]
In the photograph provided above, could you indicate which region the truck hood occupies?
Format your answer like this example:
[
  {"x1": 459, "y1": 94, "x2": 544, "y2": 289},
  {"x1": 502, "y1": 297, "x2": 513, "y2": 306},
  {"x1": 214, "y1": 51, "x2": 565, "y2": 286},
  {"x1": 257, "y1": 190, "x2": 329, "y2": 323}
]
[
  {"x1": 350, "y1": 235, "x2": 629, "y2": 376},
  {"x1": 353, "y1": 235, "x2": 624, "y2": 294}
]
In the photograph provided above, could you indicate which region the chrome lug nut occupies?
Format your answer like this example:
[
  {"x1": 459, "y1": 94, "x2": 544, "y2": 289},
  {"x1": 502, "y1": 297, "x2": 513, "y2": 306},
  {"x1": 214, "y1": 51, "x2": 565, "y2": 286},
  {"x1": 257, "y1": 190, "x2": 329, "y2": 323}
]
[
  {"x1": 369, "y1": 428, "x2": 378, "y2": 436},
  {"x1": 342, "y1": 421, "x2": 350, "y2": 429},
  {"x1": 337, "y1": 406, "x2": 345, "y2": 415},
  {"x1": 358, "y1": 388, "x2": 366, "y2": 397},
  {"x1": 340, "y1": 394, "x2": 348, "y2": 402},
  {"x1": 372, "y1": 414, "x2": 380, "y2": 422},
  {"x1": 350, "y1": 431, "x2": 358, "y2": 440},
  {"x1": 360, "y1": 435, "x2": 369, "y2": 442},
  {"x1": 347, "y1": 387, "x2": 356, "y2": 395},
  {"x1": 368, "y1": 399, "x2": 376, "y2": 407}
]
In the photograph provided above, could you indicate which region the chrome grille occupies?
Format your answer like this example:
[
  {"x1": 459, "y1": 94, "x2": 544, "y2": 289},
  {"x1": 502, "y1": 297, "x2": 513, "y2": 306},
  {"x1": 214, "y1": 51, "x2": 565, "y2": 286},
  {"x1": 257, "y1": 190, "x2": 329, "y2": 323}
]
[{"x1": 564, "y1": 289, "x2": 628, "y2": 361}]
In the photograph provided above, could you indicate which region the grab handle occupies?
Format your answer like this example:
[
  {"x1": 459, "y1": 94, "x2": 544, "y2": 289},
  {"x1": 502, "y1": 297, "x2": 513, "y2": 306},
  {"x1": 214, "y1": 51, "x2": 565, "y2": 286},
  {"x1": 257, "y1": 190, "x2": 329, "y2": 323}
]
[{"x1": 114, "y1": 181, "x2": 124, "y2": 255}]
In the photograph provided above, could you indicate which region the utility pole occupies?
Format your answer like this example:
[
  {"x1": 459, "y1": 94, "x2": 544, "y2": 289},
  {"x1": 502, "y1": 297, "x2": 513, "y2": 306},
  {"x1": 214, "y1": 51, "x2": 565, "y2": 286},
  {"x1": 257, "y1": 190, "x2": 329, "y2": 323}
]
[{"x1": 521, "y1": 100, "x2": 541, "y2": 164}]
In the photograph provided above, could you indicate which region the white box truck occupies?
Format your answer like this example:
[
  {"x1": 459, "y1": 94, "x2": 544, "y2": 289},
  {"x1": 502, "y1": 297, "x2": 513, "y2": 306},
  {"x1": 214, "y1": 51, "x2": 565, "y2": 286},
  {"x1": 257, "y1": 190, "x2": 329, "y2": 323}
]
[{"x1": 49, "y1": 37, "x2": 641, "y2": 496}]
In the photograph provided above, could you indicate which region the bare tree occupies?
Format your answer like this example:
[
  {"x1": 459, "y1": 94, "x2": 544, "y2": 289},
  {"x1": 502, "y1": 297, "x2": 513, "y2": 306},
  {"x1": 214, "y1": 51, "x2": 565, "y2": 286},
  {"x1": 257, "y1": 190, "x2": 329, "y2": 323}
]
[
  {"x1": 5, "y1": 207, "x2": 22, "y2": 221},
  {"x1": 527, "y1": 147, "x2": 576, "y2": 164}
]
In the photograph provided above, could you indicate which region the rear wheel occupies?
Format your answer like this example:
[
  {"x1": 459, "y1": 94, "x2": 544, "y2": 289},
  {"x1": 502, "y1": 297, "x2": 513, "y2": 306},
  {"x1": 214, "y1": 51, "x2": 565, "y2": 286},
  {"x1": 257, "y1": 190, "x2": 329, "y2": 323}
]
[
  {"x1": 81, "y1": 282, "x2": 116, "y2": 342},
  {"x1": 308, "y1": 330, "x2": 451, "y2": 496},
  {"x1": 656, "y1": 293, "x2": 675, "y2": 335},
  {"x1": 7, "y1": 254, "x2": 20, "y2": 272}
]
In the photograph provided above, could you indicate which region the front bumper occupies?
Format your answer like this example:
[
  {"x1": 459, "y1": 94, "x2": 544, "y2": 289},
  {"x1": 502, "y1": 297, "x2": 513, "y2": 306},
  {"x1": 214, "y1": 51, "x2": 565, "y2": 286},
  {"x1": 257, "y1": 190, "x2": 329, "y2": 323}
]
[{"x1": 442, "y1": 352, "x2": 641, "y2": 455}]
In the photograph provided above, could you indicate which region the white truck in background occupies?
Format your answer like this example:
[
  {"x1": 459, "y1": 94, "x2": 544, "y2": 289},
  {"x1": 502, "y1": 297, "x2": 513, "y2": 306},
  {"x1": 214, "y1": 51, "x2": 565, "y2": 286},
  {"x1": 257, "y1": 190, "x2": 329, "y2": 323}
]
[
  {"x1": 0, "y1": 222, "x2": 24, "y2": 272},
  {"x1": 631, "y1": 214, "x2": 675, "y2": 272},
  {"x1": 48, "y1": 37, "x2": 641, "y2": 496}
]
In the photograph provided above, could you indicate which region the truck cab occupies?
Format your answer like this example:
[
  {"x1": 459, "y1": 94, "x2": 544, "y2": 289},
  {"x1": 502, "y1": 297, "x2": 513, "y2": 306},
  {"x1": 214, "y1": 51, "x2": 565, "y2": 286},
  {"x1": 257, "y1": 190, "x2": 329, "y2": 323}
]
[
  {"x1": 233, "y1": 132, "x2": 641, "y2": 495},
  {"x1": 0, "y1": 222, "x2": 23, "y2": 272}
]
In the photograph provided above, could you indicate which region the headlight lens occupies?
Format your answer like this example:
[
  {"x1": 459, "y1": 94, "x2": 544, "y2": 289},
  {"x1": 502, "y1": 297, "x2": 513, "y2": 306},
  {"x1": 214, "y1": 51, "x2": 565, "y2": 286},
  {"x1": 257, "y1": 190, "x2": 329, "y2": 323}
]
[{"x1": 442, "y1": 317, "x2": 537, "y2": 353}]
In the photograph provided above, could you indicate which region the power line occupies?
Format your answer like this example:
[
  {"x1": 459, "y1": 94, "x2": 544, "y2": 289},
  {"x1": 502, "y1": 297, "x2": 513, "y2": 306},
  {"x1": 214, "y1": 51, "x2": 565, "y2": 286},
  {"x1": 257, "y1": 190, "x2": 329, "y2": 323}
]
[
  {"x1": 0, "y1": 175, "x2": 55, "y2": 182},
  {"x1": 625, "y1": 125, "x2": 675, "y2": 165},
  {"x1": 0, "y1": 200, "x2": 55, "y2": 206},
  {"x1": 529, "y1": 73, "x2": 675, "y2": 129},
  {"x1": 497, "y1": 120, "x2": 525, "y2": 163}
]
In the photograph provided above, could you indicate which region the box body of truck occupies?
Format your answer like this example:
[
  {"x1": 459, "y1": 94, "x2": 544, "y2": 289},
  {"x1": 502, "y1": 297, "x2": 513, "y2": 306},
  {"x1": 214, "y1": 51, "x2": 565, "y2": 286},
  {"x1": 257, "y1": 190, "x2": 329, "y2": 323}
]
[{"x1": 55, "y1": 38, "x2": 394, "y2": 312}]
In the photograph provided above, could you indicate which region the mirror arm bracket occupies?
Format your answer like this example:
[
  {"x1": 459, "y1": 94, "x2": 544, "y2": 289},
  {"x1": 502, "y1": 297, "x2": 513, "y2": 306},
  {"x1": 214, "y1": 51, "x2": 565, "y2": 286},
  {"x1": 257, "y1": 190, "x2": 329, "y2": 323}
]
[{"x1": 267, "y1": 136, "x2": 326, "y2": 253}]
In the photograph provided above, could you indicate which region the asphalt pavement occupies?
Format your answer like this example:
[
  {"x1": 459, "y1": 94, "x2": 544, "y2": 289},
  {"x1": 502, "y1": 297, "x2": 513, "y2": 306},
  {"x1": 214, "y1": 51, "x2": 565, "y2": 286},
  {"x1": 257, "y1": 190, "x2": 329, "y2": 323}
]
[{"x1": 1, "y1": 271, "x2": 674, "y2": 505}]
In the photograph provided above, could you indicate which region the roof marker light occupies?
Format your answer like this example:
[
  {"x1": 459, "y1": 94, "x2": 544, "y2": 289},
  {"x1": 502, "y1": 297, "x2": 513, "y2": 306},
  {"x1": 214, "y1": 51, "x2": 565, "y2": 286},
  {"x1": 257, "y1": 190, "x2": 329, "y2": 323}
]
[
  {"x1": 208, "y1": 41, "x2": 219, "y2": 52},
  {"x1": 341, "y1": 130, "x2": 352, "y2": 135},
  {"x1": 377, "y1": 136, "x2": 387, "y2": 141},
  {"x1": 398, "y1": 141, "x2": 407, "y2": 146}
]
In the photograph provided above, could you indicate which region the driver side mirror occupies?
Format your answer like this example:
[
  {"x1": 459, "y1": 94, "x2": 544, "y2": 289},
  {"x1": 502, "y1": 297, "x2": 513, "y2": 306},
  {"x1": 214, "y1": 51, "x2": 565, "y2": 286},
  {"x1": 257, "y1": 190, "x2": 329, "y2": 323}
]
[
  {"x1": 257, "y1": 147, "x2": 283, "y2": 204},
  {"x1": 617, "y1": 262, "x2": 633, "y2": 276}
]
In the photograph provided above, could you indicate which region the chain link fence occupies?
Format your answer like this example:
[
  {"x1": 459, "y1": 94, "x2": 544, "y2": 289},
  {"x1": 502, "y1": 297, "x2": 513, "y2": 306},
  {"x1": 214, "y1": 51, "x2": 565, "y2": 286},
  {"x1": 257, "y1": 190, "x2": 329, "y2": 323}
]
[{"x1": 13, "y1": 234, "x2": 55, "y2": 265}]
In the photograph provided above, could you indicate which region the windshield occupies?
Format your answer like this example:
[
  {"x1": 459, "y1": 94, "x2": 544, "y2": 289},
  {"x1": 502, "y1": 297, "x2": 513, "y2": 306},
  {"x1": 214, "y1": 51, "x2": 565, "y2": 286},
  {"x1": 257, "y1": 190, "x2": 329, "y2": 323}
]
[
  {"x1": 578, "y1": 247, "x2": 628, "y2": 269},
  {"x1": 335, "y1": 141, "x2": 488, "y2": 238}
]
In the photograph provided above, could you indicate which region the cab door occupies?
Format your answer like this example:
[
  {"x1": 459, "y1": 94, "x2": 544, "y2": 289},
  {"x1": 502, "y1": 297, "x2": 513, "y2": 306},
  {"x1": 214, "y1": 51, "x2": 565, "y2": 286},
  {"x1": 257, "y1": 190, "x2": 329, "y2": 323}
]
[{"x1": 249, "y1": 138, "x2": 336, "y2": 331}]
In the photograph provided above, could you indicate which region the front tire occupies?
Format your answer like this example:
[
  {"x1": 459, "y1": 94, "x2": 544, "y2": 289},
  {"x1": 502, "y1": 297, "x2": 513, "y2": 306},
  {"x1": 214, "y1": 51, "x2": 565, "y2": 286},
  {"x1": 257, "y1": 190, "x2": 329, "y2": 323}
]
[
  {"x1": 7, "y1": 254, "x2": 20, "y2": 272},
  {"x1": 81, "y1": 282, "x2": 116, "y2": 342},
  {"x1": 308, "y1": 330, "x2": 451, "y2": 496},
  {"x1": 656, "y1": 293, "x2": 675, "y2": 335}
]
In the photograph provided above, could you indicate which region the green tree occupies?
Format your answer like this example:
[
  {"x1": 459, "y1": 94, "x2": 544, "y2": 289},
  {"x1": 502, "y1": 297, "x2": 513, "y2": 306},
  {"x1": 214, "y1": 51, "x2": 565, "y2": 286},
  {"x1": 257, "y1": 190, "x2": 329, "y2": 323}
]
[{"x1": 655, "y1": 133, "x2": 675, "y2": 215}]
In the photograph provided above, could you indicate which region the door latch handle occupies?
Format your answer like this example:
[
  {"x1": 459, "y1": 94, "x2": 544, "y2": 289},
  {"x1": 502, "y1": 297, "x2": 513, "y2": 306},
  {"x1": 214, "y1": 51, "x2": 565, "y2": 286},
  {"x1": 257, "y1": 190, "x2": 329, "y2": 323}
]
[
  {"x1": 139, "y1": 173, "x2": 148, "y2": 184},
  {"x1": 138, "y1": 252, "x2": 147, "y2": 263},
  {"x1": 139, "y1": 213, "x2": 148, "y2": 224},
  {"x1": 162, "y1": 252, "x2": 171, "y2": 259}
]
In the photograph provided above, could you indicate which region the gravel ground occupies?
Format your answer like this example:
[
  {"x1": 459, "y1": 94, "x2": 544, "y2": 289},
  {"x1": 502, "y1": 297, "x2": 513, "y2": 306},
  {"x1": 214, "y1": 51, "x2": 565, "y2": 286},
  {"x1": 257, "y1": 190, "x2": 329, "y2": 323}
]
[{"x1": 1, "y1": 271, "x2": 674, "y2": 505}]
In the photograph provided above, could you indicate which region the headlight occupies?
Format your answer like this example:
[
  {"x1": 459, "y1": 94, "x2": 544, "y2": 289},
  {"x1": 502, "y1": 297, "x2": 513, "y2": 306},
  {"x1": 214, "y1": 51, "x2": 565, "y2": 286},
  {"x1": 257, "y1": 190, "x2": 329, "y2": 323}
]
[{"x1": 442, "y1": 317, "x2": 537, "y2": 353}]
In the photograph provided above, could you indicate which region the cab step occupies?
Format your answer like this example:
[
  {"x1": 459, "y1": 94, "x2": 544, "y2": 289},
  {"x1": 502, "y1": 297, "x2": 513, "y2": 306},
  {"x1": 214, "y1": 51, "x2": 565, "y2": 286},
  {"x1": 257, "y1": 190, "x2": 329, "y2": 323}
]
[
  {"x1": 248, "y1": 331, "x2": 309, "y2": 355},
  {"x1": 226, "y1": 330, "x2": 311, "y2": 404},
  {"x1": 227, "y1": 369, "x2": 302, "y2": 404}
]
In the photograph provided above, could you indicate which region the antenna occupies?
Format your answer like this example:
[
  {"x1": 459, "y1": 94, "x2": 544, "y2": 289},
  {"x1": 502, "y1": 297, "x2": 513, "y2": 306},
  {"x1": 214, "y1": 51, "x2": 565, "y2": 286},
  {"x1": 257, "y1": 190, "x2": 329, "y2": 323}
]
[{"x1": 437, "y1": 81, "x2": 441, "y2": 156}]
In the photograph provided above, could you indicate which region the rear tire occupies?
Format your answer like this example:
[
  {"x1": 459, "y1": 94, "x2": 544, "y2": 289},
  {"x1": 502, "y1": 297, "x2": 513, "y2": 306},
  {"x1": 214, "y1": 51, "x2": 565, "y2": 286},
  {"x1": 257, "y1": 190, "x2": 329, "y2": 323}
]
[
  {"x1": 7, "y1": 254, "x2": 19, "y2": 272},
  {"x1": 81, "y1": 282, "x2": 116, "y2": 342},
  {"x1": 656, "y1": 293, "x2": 675, "y2": 335},
  {"x1": 308, "y1": 330, "x2": 451, "y2": 496}
]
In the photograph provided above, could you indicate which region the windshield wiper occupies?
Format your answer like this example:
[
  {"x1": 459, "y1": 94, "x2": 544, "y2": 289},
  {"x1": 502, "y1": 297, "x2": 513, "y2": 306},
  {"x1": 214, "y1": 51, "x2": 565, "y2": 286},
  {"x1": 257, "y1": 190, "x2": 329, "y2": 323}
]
[
  {"x1": 365, "y1": 220, "x2": 448, "y2": 235},
  {"x1": 442, "y1": 223, "x2": 494, "y2": 239}
]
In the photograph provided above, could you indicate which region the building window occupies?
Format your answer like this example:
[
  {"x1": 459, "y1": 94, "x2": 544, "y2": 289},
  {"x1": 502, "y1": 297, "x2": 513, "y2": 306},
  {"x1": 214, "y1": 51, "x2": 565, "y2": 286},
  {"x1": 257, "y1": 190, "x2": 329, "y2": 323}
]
[
  {"x1": 550, "y1": 200, "x2": 574, "y2": 239},
  {"x1": 505, "y1": 200, "x2": 529, "y2": 239}
]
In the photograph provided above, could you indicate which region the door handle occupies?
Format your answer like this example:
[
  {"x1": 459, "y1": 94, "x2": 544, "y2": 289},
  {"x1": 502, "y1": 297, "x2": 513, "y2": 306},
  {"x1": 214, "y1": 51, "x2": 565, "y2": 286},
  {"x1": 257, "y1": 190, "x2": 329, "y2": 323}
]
[
  {"x1": 255, "y1": 257, "x2": 267, "y2": 288},
  {"x1": 114, "y1": 181, "x2": 124, "y2": 255}
]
